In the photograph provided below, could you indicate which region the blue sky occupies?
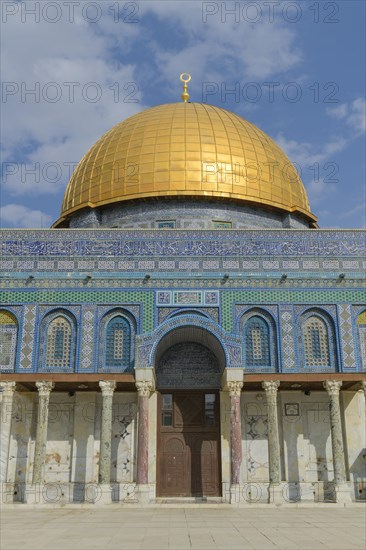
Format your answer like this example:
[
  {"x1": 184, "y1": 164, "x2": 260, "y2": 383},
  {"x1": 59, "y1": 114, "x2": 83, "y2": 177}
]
[{"x1": 1, "y1": 0, "x2": 365, "y2": 228}]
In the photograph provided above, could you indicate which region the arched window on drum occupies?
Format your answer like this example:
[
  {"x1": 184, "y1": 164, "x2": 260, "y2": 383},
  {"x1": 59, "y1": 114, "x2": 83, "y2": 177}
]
[
  {"x1": 0, "y1": 310, "x2": 18, "y2": 372},
  {"x1": 103, "y1": 315, "x2": 131, "y2": 371}
]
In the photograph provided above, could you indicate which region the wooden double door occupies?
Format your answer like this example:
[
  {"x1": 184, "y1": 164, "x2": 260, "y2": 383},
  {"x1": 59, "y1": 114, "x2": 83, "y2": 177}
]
[{"x1": 157, "y1": 391, "x2": 221, "y2": 497}]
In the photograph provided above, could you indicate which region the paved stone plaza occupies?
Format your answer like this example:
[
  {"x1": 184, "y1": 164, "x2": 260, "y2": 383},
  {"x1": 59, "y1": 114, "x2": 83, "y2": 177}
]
[{"x1": 1, "y1": 506, "x2": 365, "y2": 549}]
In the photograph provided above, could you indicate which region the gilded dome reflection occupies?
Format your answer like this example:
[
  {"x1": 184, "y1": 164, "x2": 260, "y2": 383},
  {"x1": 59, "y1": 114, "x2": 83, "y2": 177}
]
[{"x1": 55, "y1": 102, "x2": 316, "y2": 226}]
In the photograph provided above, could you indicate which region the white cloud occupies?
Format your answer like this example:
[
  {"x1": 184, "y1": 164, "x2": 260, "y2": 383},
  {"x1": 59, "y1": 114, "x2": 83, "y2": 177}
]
[
  {"x1": 276, "y1": 133, "x2": 348, "y2": 202},
  {"x1": 276, "y1": 133, "x2": 347, "y2": 168},
  {"x1": 326, "y1": 97, "x2": 365, "y2": 136},
  {"x1": 347, "y1": 98, "x2": 366, "y2": 135},
  {"x1": 326, "y1": 104, "x2": 348, "y2": 120},
  {"x1": 143, "y1": 0, "x2": 302, "y2": 87},
  {"x1": 1, "y1": 7, "x2": 144, "y2": 197},
  {"x1": 1, "y1": 1, "x2": 304, "y2": 203},
  {"x1": 0, "y1": 204, "x2": 52, "y2": 228}
]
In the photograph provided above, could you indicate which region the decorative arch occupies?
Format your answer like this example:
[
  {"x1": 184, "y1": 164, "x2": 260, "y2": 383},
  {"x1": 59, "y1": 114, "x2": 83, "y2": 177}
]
[
  {"x1": 150, "y1": 315, "x2": 231, "y2": 368},
  {"x1": 298, "y1": 308, "x2": 338, "y2": 371},
  {"x1": 135, "y1": 314, "x2": 241, "y2": 377},
  {"x1": 39, "y1": 309, "x2": 77, "y2": 372},
  {"x1": 356, "y1": 309, "x2": 366, "y2": 370},
  {"x1": 239, "y1": 308, "x2": 278, "y2": 372},
  {"x1": 167, "y1": 309, "x2": 211, "y2": 320},
  {"x1": 153, "y1": 320, "x2": 227, "y2": 390},
  {"x1": 0, "y1": 309, "x2": 19, "y2": 372},
  {"x1": 98, "y1": 309, "x2": 136, "y2": 372}
]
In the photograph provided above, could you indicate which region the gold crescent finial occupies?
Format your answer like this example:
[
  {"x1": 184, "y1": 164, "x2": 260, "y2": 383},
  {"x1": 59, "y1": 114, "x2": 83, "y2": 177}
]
[{"x1": 180, "y1": 73, "x2": 191, "y2": 103}]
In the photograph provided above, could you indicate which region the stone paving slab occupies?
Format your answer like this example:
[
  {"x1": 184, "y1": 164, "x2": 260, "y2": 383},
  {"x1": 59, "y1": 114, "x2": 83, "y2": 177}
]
[{"x1": 1, "y1": 507, "x2": 365, "y2": 550}]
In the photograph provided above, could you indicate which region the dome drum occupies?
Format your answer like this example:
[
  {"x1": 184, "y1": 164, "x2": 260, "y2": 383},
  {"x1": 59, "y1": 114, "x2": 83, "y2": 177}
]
[{"x1": 65, "y1": 198, "x2": 312, "y2": 230}]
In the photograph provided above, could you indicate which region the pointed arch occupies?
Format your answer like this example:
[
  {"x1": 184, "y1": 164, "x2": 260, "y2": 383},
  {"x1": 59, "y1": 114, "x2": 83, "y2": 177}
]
[
  {"x1": 299, "y1": 308, "x2": 338, "y2": 371},
  {"x1": 39, "y1": 309, "x2": 77, "y2": 372},
  {"x1": 98, "y1": 309, "x2": 135, "y2": 372},
  {"x1": 240, "y1": 308, "x2": 278, "y2": 372}
]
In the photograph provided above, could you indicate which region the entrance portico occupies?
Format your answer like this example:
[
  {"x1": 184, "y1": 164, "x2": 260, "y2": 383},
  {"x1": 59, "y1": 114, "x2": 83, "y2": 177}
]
[{"x1": 152, "y1": 324, "x2": 229, "y2": 499}]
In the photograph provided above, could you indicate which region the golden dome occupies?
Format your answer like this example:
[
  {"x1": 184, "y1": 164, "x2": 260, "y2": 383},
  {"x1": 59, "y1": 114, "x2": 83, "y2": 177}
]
[{"x1": 55, "y1": 102, "x2": 316, "y2": 226}]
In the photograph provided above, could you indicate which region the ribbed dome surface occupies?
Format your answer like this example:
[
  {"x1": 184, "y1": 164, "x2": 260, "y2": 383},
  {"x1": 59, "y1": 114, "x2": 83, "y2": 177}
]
[{"x1": 56, "y1": 102, "x2": 316, "y2": 225}]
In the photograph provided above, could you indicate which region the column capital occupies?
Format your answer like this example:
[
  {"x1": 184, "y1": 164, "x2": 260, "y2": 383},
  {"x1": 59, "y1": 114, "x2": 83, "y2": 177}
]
[
  {"x1": 0, "y1": 381, "x2": 16, "y2": 397},
  {"x1": 35, "y1": 381, "x2": 54, "y2": 396},
  {"x1": 99, "y1": 380, "x2": 116, "y2": 396},
  {"x1": 323, "y1": 380, "x2": 342, "y2": 396},
  {"x1": 136, "y1": 381, "x2": 153, "y2": 397},
  {"x1": 262, "y1": 380, "x2": 280, "y2": 394},
  {"x1": 360, "y1": 380, "x2": 366, "y2": 396},
  {"x1": 228, "y1": 380, "x2": 243, "y2": 397}
]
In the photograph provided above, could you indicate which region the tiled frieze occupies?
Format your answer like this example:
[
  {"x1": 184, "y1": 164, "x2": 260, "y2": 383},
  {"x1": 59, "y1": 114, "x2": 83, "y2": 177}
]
[
  {"x1": 1, "y1": 229, "x2": 365, "y2": 258},
  {"x1": 2, "y1": 256, "x2": 365, "y2": 274}
]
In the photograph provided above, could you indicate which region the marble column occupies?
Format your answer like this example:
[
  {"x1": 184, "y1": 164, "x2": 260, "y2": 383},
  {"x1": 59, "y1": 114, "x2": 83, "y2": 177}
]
[
  {"x1": 98, "y1": 380, "x2": 116, "y2": 485},
  {"x1": 262, "y1": 381, "x2": 281, "y2": 485},
  {"x1": 0, "y1": 381, "x2": 16, "y2": 483},
  {"x1": 228, "y1": 381, "x2": 243, "y2": 485},
  {"x1": 323, "y1": 380, "x2": 347, "y2": 485},
  {"x1": 32, "y1": 381, "x2": 54, "y2": 484},
  {"x1": 136, "y1": 381, "x2": 153, "y2": 486}
]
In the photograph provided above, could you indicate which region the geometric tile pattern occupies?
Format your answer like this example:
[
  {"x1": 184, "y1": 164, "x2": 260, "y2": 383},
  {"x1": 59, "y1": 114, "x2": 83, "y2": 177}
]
[
  {"x1": 359, "y1": 327, "x2": 366, "y2": 370},
  {"x1": 222, "y1": 291, "x2": 364, "y2": 332},
  {"x1": 280, "y1": 306, "x2": 296, "y2": 370},
  {"x1": 338, "y1": 304, "x2": 357, "y2": 369},
  {"x1": 19, "y1": 304, "x2": 36, "y2": 370},
  {"x1": 2, "y1": 291, "x2": 154, "y2": 332},
  {"x1": 80, "y1": 306, "x2": 94, "y2": 370},
  {"x1": 0, "y1": 229, "x2": 364, "y2": 374}
]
